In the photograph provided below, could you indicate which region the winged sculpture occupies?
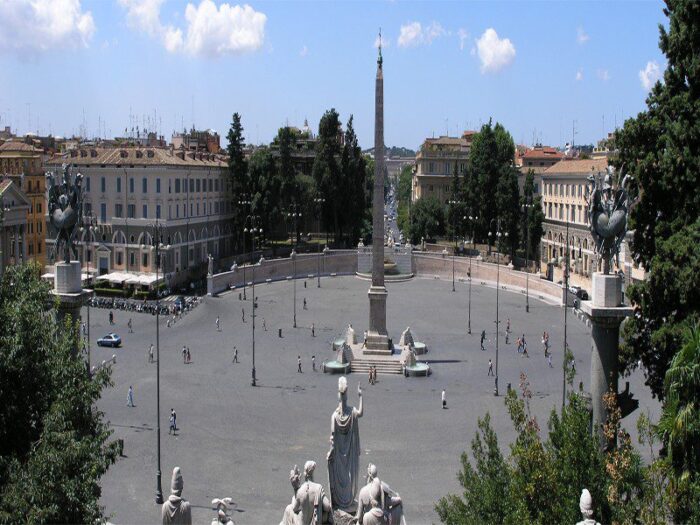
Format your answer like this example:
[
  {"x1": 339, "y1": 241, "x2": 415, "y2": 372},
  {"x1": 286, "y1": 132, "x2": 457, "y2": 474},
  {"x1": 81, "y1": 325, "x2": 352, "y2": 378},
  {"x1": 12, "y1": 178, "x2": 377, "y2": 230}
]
[{"x1": 46, "y1": 163, "x2": 84, "y2": 264}]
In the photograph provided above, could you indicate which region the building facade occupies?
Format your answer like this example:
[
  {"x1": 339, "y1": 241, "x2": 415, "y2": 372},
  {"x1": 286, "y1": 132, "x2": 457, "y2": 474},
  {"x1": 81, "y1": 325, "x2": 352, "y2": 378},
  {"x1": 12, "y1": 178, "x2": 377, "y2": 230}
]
[
  {"x1": 0, "y1": 140, "x2": 47, "y2": 266},
  {"x1": 411, "y1": 132, "x2": 474, "y2": 203},
  {"x1": 46, "y1": 147, "x2": 234, "y2": 288},
  {"x1": 0, "y1": 180, "x2": 30, "y2": 277}
]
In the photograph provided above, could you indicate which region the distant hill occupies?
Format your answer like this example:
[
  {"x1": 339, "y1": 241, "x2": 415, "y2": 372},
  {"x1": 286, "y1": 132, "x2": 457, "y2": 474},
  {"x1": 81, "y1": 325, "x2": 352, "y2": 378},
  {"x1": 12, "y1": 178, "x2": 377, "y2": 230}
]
[{"x1": 363, "y1": 145, "x2": 416, "y2": 158}]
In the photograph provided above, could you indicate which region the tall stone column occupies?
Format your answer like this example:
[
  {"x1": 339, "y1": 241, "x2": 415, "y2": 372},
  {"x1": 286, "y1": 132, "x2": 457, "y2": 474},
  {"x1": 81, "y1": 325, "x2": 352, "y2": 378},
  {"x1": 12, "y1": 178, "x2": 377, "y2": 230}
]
[
  {"x1": 366, "y1": 39, "x2": 390, "y2": 354},
  {"x1": 580, "y1": 273, "x2": 633, "y2": 444},
  {"x1": 52, "y1": 261, "x2": 87, "y2": 356}
]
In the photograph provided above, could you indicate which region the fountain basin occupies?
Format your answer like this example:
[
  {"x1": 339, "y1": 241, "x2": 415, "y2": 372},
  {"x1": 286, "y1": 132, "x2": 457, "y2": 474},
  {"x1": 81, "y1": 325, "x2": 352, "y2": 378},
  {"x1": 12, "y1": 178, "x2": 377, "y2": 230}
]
[
  {"x1": 323, "y1": 360, "x2": 351, "y2": 374},
  {"x1": 404, "y1": 363, "x2": 431, "y2": 377}
]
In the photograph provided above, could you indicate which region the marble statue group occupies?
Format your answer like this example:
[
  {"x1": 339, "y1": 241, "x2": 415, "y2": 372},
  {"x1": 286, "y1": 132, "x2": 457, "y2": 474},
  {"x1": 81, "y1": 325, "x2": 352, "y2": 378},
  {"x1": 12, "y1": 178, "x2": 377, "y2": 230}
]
[{"x1": 46, "y1": 163, "x2": 84, "y2": 264}]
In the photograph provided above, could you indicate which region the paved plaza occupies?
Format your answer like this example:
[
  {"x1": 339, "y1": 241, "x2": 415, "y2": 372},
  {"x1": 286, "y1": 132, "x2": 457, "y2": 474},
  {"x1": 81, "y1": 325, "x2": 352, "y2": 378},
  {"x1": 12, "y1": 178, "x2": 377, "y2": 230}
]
[{"x1": 95, "y1": 275, "x2": 659, "y2": 524}]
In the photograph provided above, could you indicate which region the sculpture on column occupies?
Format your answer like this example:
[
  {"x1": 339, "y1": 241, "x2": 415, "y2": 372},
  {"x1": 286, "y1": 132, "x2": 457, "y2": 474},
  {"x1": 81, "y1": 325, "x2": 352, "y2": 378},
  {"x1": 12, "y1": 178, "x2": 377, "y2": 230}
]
[
  {"x1": 46, "y1": 164, "x2": 84, "y2": 263},
  {"x1": 575, "y1": 489, "x2": 601, "y2": 525},
  {"x1": 211, "y1": 497, "x2": 236, "y2": 525},
  {"x1": 161, "y1": 467, "x2": 192, "y2": 525},
  {"x1": 280, "y1": 461, "x2": 333, "y2": 525},
  {"x1": 355, "y1": 463, "x2": 403, "y2": 525},
  {"x1": 586, "y1": 165, "x2": 636, "y2": 274},
  {"x1": 327, "y1": 376, "x2": 363, "y2": 512},
  {"x1": 208, "y1": 253, "x2": 214, "y2": 276}
]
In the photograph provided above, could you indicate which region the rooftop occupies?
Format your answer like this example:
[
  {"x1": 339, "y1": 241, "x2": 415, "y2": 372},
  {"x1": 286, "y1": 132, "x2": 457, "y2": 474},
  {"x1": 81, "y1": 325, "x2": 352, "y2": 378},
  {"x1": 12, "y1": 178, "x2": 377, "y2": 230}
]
[
  {"x1": 0, "y1": 140, "x2": 42, "y2": 154},
  {"x1": 46, "y1": 147, "x2": 228, "y2": 168},
  {"x1": 544, "y1": 157, "x2": 609, "y2": 175},
  {"x1": 522, "y1": 146, "x2": 564, "y2": 160}
]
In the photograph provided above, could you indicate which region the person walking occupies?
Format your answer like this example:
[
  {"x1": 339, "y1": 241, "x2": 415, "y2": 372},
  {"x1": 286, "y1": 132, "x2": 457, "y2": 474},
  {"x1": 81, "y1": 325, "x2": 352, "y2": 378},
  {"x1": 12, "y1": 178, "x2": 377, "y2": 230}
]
[
  {"x1": 232, "y1": 346, "x2": 239, "y2": 363},
  {"x1": 372, "y1": 366, "x2": 377, "y2": 385},
  {"x1": 441, "y1": 389, "x2": 447, "y2": 409},
  {"x1": 169, "y1": 409, "x2": 177, "y2": 435},
  {"x1": 297, "y1": 355, "x2": 302, "y2": 373},
  {"x1": 182, "y1": 345, "x2": 187, "y2": 364},
  {"x1": 368, "y1": 367, "x2": 373, "y2": 385},
  {"x1": 166, "y1": 318, "x2": 171, "y2": 328},
  {"x1": 522, "y1": 337, "x2": 529, "y2": 358},
  {"x1": 186, "y1": 347, "x2": 191, "y2": 364},
  {"x1": 547, "y1": 353, "x2": 553, "y2": 368},
  {"x1": 311, "y1": 323, "x2": 315, "y2": 337},
  {"x1": 128, "y1": 318, "x2": 133, "y2": 333},
  {"x1": 480, "y1": 330, "x2": 486, "y2": 351},
  {"x1": 262, "y1": 318, "x2": 267, "y2": 331},
  {"x1": 216, "y1": 316, "x2": 221, "y2": 332},
  {"x1": 149, "y1": 343, "x2": 154, "y2": 363},
  {"x1": 505, "y1": 318, "x2": 510, "y2": 344},
  {"x1": 488, "y1": 359, "x2": 494, "y2": 376},
  {"x1": 127, "y1": 385, "x2": 134, "y2": 407},
  {"x1": 312, "y1": 355, "x2": 316, "y2": 372},
  {"x1": 303, "y1": 298, "x2": 307, "y2": 310},
  {"x1": 109, "y1": 310, "x2": 114, "y2": 325},
  {"x1": 242, "y1": 307, "x2": 245, "y2": 323},
  {"x1": 81, "y1": 321, "x2": 87, "y2": 337}
]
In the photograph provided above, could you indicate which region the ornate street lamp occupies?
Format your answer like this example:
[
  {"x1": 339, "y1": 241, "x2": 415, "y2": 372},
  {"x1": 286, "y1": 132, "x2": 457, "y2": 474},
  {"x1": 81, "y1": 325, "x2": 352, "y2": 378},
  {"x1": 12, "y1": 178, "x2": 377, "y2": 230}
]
[
  {"x1": 448, "y1": 199, "x2": 462, "y2": 292},
  {"x1": 522, "y1": 200, "x2": 533, "y2": 313},
  {"x1": 466, "y1": 214, "x2": 478, "y2": 335},
  {"x1": 244, "y1": 214, "x2": 262, "y2": 386},
  {"x1": 488, "y1": 218, "x2": 508, "y2": 396},
  {"x1": 79, "y1": 212, "x2": 99, "y2": 374},
  {"x1": 314, "y1": 196, "x2": 325, "y2": 287},
  {"x1": 286, "y1": 204, "x2": 301, "y2": 328},
  {"x1": 238, "y1": 195, "x2": 252, "y2": 300}
]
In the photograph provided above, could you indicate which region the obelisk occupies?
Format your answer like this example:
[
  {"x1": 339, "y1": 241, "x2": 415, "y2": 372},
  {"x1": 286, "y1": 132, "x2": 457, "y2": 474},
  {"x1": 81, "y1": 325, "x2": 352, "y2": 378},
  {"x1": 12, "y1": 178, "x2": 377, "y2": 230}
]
[{"x1": 365, "y1": 34, "x2": 391, "y2": 354}]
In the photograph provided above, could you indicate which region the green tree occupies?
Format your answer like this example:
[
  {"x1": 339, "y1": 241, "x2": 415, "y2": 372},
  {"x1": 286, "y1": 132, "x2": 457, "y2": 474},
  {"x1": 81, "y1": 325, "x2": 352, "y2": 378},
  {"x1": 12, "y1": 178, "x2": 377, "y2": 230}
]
[
  {"x1": 227, "y1": 113, "x2": 248, "y2": 252},
  {"x1": 341, "y1": 115, "x2": 368, "y2": 247},
  {"x1": 277, "y1": 126, "x2": 298, "y2": 207},
  {"x1": 247, "y1": 147, "x2": 278, "y2": 244},
  {"x1": 446, "y1": 162, "x2": 467, "y2": 243},
  {"x1": 312, "y1": 109, "x2": 343, "y2": 245},
  {"x1": 408, "y1": 195, "x2": 445, "y2": 244},
  {"x1": 396, "y1": 164, "x2": 413, "y2": 235},
  {"x1": 615, "y1": 0, "x2": 700, "y2": 396},
  {"x1": 0, "y1": 264, "x2": 119, "y2": 523},
  {"x1": 522, "y1": 170, "x2": 544, "y2": 265}
]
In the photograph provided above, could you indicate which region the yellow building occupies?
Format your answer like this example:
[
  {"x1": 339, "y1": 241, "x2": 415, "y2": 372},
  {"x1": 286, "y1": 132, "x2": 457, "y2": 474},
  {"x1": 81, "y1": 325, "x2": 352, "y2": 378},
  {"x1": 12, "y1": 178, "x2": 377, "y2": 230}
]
[{"x1": 0, "y1": 140, "x2": 47, "y2": 267}]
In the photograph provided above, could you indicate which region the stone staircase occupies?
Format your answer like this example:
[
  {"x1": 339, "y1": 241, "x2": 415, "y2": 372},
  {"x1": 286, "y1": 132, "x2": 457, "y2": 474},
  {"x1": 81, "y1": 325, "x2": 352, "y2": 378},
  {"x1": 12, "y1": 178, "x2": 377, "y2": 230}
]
[{"x1": 350, "y1": 357, "x2": 404, "y2": 375}]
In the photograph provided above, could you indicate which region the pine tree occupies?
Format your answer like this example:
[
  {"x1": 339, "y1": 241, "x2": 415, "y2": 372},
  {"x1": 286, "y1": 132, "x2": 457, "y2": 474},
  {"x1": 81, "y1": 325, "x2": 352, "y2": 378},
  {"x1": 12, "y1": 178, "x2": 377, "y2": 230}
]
[{"x1": 226, "y1": 113, "x2": 248, "y2": 252}]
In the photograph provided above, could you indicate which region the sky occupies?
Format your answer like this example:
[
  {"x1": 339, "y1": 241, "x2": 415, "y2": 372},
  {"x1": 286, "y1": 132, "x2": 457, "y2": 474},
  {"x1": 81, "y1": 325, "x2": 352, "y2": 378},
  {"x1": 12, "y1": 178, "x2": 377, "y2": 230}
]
[{"x1": 0, "y1": 0, "x2": 668, "y2": 151}]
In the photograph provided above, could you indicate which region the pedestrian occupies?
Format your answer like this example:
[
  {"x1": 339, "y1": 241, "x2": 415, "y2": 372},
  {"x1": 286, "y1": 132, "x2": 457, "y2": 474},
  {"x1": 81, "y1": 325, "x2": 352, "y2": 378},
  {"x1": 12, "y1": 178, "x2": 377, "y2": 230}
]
[
  {"x1": 216, "y1": 316, "x2": 221, "y2": 331},
  {"x1": 169, "y1": 409, "x2": 177, "y2": 435},
  {"x1": 368, "y1": 367, "x2": 373, "y2": 384},
  {"x1": 128, "y1": 318, "x2": 133, "y2": 333},
  {"x1": 523, "y1": 339, "x2": 529, "y2": 358},
  {"x1": 516, "y1": 337, "x2": 522, "y2": 353},
  {"x1": 441, "y1": 389, "x2": 447, "y2": 409},
  {"x1": 372, "y1": 366, "x2": 377, "y2": 385},
  {"x1": 242, "y1": 307, "x2": 245, "y2": 323},
  {"x1": 488, "y1": 359, "x2": 494, "y2": 376},
  {"x1": 149, "y1": 343, "x2": 154, "y2": 363},
  {"x1": 182, "y1": 345, "x2": 187, "y2": 364},
  {"x1": 311, "y1": 323, "x2": 315, "y2": 337},
  {"x1": 312, "y1": 355, "x2": 316, "y2": 372},
  {"x1": 233, "y1": 346, "x2": 239, "y2": 363},
  {"x1": 505, "y1": 329, "x2": 509, "y2": 345},
  {"x1": 303, "y1": 298, "x2": 307, "y2": 310},
  {"x1": 81, "y1": 321, "x2": 87, "y2": 337},
  {"x1": 186, "y1": 347, "x2": 191, "y2": 364},
  {"x1": 109, "y1": 310, "x2": 114, "y2": 325},
  {"x1": 297, "y1": 355, "x2": 302, "y2": 373},
  {"x1": 304, "y1": 281, "x2": 307, "y2": 289},
  {"x1": 480, "y1": 330, "x2": 486, "y2": 351},
  {"x1": 166, "y1": 318, "x2": 171, "y2": 328},
  {"x1": 127, "y1": 385, "x2": 134, "y2": 407},
  {"x1": 263, "y1": 318, "x2": 267, "y2": 331},
  {"x1": 506, "y1": 318, "x2": 511, "y2": 333},
  {"x1": 548, "y1": 353, "x2": 553, "y2": 368}
]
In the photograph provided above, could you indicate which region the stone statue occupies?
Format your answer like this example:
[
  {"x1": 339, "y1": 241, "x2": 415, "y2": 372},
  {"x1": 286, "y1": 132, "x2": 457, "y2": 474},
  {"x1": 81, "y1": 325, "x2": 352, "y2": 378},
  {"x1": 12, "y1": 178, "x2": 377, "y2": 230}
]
[
  {"x1": 345, "y1": 324, "x2": 357, "y2": 346},
  {"x1": 585, "y1": 165, "x2": 636, "y2": 274},
  {"x1": 398, "y1": 327, "x2": 414, "y2": 348},
  {"x1": 208, "y1": 253, "x2": 214, "y2": 276},
  {"x1": 280, "y1": 461, "x2": 333, "y2": 525},
  {"x1": 162, "y1": 467, "x2": 192, "y2": 525},
  {"x1": 355, "y1": 464, "x2": 403, "y2": 525},
  {"x1": 211, "y1": 498, "x2": 236, "y2": 525},
  {"x1": 575, "y1": 489, "x2": 601, "y2": 525},
  {"x1": 327, "y1": 376, "x2": 363, "y2": 512},
  {"x1": 46, "y1": 163, "x2": 84, "y2": 263}
]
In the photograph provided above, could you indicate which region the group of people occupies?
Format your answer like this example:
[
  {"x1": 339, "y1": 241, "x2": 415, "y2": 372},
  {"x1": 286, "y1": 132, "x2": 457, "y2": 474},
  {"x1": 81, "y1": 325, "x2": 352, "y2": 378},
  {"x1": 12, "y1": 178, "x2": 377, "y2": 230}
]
[
  {"x1": 181, "y1": 345, "x2": 192, "y2": 364},
  {"x1": 367, "y1": 365, "x2": 378, "y2": 385},
  {"x1": 516, "y1": 334, "x2": 529, "y2": 357}
]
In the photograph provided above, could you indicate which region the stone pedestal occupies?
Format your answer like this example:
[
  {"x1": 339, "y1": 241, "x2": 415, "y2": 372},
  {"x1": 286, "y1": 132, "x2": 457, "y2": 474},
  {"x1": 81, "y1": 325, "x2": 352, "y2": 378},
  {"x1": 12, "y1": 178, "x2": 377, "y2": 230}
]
[
  {"x1": 580, "y1": 273, "x2": 633, "y2": 443},
  {"x1": 366, "y1": 285, "x2": 390, "y2": 354},
  {"x1": 51, "y1": 261, "x2": 87, "y2": 354}
]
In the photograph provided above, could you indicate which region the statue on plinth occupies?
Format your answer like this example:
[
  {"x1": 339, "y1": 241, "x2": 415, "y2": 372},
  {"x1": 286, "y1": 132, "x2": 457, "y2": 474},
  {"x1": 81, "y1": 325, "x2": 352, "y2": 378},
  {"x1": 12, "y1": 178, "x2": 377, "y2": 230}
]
[
  {"x1": 46, "y1": 164, "x2": 84, "y2": 263},
  {"x1": 211, "y1": 498, "x2": 236, "y2": 525},
  {"x1": 345, "y1": 324, "x2": 357, "y2": 346},
  {"x1": 162, "y1": 467, "x2": 192, "y2": 525},
  {"x1": 356, "y1": 464, "x2": 403, "y2": 525},
  {"x1": 575, "y1": 489, "x2": 601, "y2": 525},
  {"x1": 280, "y1": 461, "x2": 333, "y2": 525},
  {"x1": 208, "y1": 253, "x2": 214, "y2": 276},
  {"x1": 327, "y1": 376, "x2": 363, "y2": 512},
  {"x1": 586, "y1": 166, "x2": 637, "y2": 274}
]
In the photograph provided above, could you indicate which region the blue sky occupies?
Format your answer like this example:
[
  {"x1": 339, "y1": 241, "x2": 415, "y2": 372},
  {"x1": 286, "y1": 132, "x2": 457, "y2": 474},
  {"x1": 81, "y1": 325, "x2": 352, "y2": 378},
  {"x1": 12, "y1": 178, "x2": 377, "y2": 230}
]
[{"x1": 0, "y1": 0, "x2": 667, "y2": 150}]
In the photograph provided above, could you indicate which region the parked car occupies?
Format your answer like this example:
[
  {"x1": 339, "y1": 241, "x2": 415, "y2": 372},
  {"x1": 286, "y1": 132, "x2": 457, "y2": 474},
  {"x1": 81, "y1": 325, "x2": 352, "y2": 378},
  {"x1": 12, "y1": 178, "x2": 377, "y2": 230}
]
[
  {"x1": 568, "y1": 286, "x2": 589, "y2": 300},
  {"x1": 97, "y1": 333, "x2": 122, "y2": 347}
]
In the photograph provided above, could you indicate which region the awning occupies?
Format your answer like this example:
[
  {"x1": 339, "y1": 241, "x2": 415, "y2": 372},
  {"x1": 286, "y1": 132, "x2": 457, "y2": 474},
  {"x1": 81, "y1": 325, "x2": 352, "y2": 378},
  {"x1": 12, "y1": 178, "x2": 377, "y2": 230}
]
[{"x1": 96, "y1": 272, "x2": 132, "y2": 284}]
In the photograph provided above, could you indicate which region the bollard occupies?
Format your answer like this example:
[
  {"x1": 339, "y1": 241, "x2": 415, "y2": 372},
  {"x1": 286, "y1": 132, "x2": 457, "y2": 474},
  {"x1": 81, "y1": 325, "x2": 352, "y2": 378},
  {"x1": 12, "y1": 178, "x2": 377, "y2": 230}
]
[{"x1": 278, "y1": 328, "x2": 282, "y2": 338}]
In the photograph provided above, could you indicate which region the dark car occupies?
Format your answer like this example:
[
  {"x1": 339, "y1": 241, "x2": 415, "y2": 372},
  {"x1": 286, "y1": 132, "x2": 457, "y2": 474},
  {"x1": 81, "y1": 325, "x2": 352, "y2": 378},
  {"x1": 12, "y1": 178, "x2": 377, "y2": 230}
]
[
  {"x1": 97, "y1": 333, "x2": 122, "y2": 347},
  {"x1": 569, "y1": 286, "x2": 589, "y2": 301}
]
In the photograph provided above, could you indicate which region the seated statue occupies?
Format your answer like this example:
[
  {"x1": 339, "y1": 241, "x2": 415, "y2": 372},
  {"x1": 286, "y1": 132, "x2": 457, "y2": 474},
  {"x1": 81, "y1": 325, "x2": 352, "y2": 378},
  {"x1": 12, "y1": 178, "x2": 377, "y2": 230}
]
[
  {"x1": 575, "y1": 489, "x2": 601, "y2": 525},
  {"x1": 356, "y1": 464, "x2": 403, "y2": 525},
  {"x1": 162, "y1": 467, "x2": 192, "y2": 525},
  {"x1": 280, "y1": 461, "x2": 333, "y2": 525}
]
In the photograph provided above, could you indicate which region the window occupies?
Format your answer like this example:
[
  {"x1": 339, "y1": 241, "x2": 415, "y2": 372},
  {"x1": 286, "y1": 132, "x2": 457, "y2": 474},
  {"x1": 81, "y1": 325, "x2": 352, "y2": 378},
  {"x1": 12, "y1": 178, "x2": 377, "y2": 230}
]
[
  {"x1": 142, "y1": 178, "x2": 148, "y2": 193},
  {"x1": 196, "y1": 203, "x2": 200, "y2": 216},
  {"x1": 142, "y1": 204, "x2": 148, "y2": 219},
  {"x1": 168, "y1": 205, "x2": 172, "y2": 219},
  {"x1": 534, "y1": 183, "x2": 539, "y2": 193},
  {"x1": 428, "y1": 162, "x2": 434, "y2": 173},
  {"x1": 571, "y1": 206, "x2": 575, "y2": 222},
  {"x1": 176, "y1": 204, "x2": 179, "y2": 218},
  {"x1": 115, "y1": 204, "x2": 123, "y2": 217},
  {"x1": 129, "y1": 178, "x2": 134, "y2": 193},
  {"x1": 209, "y1": 179, "x2": 213, "y2": 192},
  {"x1": 189, "y1": 179, "x2": 194, "y2": 192},
  {"x1": 86, "y1": 177, "x2": 91, "y2": 192},
  {"x1": 130, "y1": 252, "x2": 135, "y2": 267},
  {"x1": 128, "y1": 204, "x2": 135, "y2": 218},
  {"x1": 190, "y1": 203, "x2": 193, "y2": 216},
  {"x1": 101, "y1": 177, "x2": 106, "y2": 193},
  {"x1": 156, "y1": 204, "x2": 161, "y2": 219},
  {"x1": 175, "y1": 179, "x2": 181, "y2": 193},
  {"x1": 196, "y1": 179, "x2": 201, "y2": 192},
  {"x1": 117, "y1": 178, "x2": 121, "y2": 192},
  {"x1": 565, "y1": 185, "x2": 569, "y2": 197},
  {"x1": 116, "y1": 252, "x2": 123, "y2": 265},
  {"x1": 100, "y1": 203, "x2": 106, "y2": 222},
  {"x1": 142, "y1": 253, "x2": 149, "y2": 268},
  {"x1": 215, "y1": 179, "x2": 219, "y2": 192}
]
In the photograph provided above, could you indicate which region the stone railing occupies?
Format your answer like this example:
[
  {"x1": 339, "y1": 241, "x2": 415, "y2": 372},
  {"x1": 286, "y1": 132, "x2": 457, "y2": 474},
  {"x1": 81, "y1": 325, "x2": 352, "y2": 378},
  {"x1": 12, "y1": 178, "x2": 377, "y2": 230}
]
[
  {"x1": 207, "y1": 250, "x2": 357, "y2": 295},
  {"x1": 413, "y1": 253, "x2": 564, "y2": 305}
]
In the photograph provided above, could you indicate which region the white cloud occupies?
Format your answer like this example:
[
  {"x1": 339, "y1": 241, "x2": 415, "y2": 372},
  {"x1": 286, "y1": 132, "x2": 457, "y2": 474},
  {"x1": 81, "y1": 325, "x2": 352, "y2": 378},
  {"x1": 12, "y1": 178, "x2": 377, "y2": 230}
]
[
  {"x1": 119, "y1": 0, "x2": 266, "y2": 58},
  {"x1": 639, "y1": 60, "x2": 661, "y2": 90},
  {"x1": 597, "y1": 68, "x2": 610, "y2": 81},
  {"x1": 575, "y1": 68, "x2": 583, "y2": 81},
  {"x1": 475, "y1": 28, "x2": 515, "y2": 74},
  {"x1": 397, "y1": 21, "x2": 444, "y2": 48},
  {"x1": 458, "y1": 28, "x2": 469, "y2": 51},
  {"x1": 300, "y1": 45, "x2": 308, "y2": 57},
  {"x1": 576, "y1": 26, "x2": 589, "y2": 44},
  {"x1": 0, "y1": 0, "x2": 95, "y2": 56}
]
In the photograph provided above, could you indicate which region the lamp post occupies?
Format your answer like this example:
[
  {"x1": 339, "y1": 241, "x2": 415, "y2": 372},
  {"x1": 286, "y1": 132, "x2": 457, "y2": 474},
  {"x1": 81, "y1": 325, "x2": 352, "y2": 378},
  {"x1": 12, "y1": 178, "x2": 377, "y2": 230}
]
[
  {"x1": 522, "y1": 200, "x2": 533, "y2": 313},
  {"x1": 80, "y1": 212, "x2": 99, "y2": 374},
  {"x1": 314, "y1": 196, "x2": 325, "y2": 287},
  {"x1": 286, "y1": 204, "x2": 301, "y2": 328},
  {"x1": 488, "y1": 218, "x2": 508, "y2": 396},
  {"x1": 466, "y1": 214, "x2": 478, "y2": 335},
  {"x1": 238, "y1": 195, "x2": 252, "y2": 300},
  {"x1": 244, "y1": 214, "x2": 262, "y2": 386},
  {"x1": 150, "y1": 220, "x2": 168, "y2": 505},
  {"x1": 448, "y1": 199, "x2": 462, "y2": 292},
  {"x1": 562, "y1": 217, "x2": 570, "y2": 410}
]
